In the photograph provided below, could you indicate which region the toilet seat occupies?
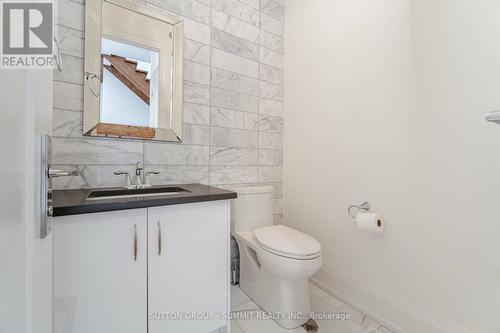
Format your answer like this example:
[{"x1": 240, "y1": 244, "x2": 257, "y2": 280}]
[{"x1": 254, "y1": 225, "x2": 321, "y2": 260}]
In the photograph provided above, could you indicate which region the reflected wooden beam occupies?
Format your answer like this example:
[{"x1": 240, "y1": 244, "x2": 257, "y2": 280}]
[{"x1": 95, "y1": 123, "x2": 155, "y2": 139}]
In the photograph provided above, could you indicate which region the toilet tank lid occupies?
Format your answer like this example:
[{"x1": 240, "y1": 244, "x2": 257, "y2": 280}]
[
  {"x1": 254, "y1": 225, "x2": 321, "y2": 257},
  {"x1": 231, "y1": 185, "x2": 274, "y2": 195}
]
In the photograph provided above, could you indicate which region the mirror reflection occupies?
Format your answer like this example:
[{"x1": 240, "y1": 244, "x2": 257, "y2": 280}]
[
  {"x1": 83, "y1": 0, "x2": 183, "y2": 141},
  {"x1": 100, "y1": 38, "x2": 160, "y2": 128}
]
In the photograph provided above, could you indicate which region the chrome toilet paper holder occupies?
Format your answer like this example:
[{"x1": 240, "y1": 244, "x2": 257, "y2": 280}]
[{"x1": 347, "y1": 202, "x2": 371, "y2": 218}]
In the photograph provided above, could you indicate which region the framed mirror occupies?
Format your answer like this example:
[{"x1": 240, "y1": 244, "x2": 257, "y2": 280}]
[{"x1": 83, "y1": 0, "x2": 183, "y2": 141}]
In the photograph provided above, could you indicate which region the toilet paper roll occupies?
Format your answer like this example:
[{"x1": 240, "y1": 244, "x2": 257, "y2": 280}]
[{"x1": 355, "y1": 213, "x2": 384, "y2": 234}]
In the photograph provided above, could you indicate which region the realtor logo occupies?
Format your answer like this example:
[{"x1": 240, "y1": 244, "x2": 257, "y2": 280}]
[{"x1": 1, "y1": 1, "x2": 55, "y2": 69}]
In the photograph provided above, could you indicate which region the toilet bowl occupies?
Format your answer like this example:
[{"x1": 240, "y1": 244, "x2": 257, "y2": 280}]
[{"x1": 231, "y1": 186, "x2": 322, "y2": 329}]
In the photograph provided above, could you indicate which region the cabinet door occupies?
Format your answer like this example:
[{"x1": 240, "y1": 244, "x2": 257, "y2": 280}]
[
  {"x1": 148, "y1": 201, "x2": 230, "y2": 333},
  {"x1": 53, "y1": 209, "x2": 147, "y2": 333}
]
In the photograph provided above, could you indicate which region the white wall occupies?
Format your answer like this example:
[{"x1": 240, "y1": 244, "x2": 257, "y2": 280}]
[
  {"x1": 100, "y1": 69, "x2": 150, "y2": 127},
  {"x1": 284, "y1": 1, "x2": 500, "y2": 332}
]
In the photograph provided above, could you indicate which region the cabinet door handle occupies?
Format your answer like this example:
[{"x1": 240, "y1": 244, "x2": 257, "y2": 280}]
[
  {"x1": 133, "y1": 224, "x2": 138, "y2": 261},
  {"x1": 157, "y1": 221, "x2": 162, "y2": 256}
]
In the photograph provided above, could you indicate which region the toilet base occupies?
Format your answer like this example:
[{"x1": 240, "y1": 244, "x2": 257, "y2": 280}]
[
  {"x1": 240, "y1": 268, "x2": 311, "y2": 329},
  {"x1": 236, "y1": 234, "x2": 321, "y2": 329}
]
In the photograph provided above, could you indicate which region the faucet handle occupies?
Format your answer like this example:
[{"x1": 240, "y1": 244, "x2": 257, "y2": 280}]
[
  {"x1": 113, "y1": 171, "x2": 132, "y2": 188},
  {"x1": 144, "y1": 171, "x2": 160, "y2": 188}
]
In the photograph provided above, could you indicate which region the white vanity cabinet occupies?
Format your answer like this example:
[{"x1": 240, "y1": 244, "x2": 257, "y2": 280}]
[
  {"x1": 53, "y1": 209, "x2": 148, "y2": 333},
  {"x1": 148, "y1": 201, "x2": 230, "y2": 333},
  {"x1": 53, "y1": 201, "x2": 230, "y2": 333}
]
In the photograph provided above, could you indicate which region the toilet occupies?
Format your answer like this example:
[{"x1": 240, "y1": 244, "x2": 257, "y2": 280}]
[{"x1": 231, "y1": 185, "x2": 322, "y2": 329}]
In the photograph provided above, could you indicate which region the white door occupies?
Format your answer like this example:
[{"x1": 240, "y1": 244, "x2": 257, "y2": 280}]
[
  {"x1": 148, "y1": 201, "x2": 230, "y2": 333},
  {"x1": 0, "y1": 69, "x2": 53, "y2": 333},
  {"x1": 53, "y1": 209, "x2": 147, "y2": 333}
]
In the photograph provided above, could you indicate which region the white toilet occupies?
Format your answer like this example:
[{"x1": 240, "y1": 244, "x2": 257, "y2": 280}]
[{"x1": 231, "y1": 186, "x2": 322, "y2": 329}]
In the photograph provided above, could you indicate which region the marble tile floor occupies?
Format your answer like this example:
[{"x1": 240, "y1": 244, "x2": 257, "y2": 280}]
[{"x1": 228, "y1": 283, "x2": 392, "y2": 333}]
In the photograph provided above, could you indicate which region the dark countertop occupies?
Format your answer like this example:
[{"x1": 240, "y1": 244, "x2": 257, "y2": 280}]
[{"x1": 52, "y1": 184, "x2": 237, "y2": 217}]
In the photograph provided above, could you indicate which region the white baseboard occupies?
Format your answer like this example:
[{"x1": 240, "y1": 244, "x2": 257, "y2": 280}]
[{"x1": 310, "y1": 263, "x2": 476, "y2": 333}]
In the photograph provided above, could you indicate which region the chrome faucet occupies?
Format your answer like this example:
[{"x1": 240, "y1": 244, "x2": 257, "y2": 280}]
[
  {"x1": 134, "y1": 161, "x2": 144, "y2": 188},
  {"x1": 114, "y1": 162, "x2": 159, "y2": 188}
]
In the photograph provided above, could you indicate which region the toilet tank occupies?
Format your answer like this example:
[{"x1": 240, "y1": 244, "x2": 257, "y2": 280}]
[{"x1": 231, "y1": 186, "x2": 274, "y2": 233}]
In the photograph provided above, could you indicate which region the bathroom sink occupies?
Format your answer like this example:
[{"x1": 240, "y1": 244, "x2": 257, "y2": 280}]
[{"x1": 86, "y1": 186, "x2": 189, "y2": 200}]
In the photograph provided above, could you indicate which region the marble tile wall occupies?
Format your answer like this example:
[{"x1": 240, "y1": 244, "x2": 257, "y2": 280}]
[{"x1": 52, "y1": 0, "x2": 285, "y2": 221}]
